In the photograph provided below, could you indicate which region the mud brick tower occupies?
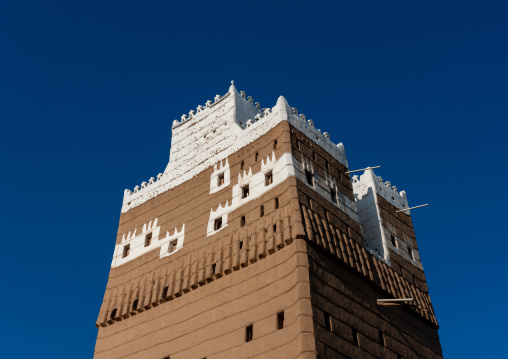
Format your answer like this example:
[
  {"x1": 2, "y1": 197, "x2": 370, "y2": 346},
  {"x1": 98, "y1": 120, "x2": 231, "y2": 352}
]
[{"x1": 94, "y1": 82, "x2": 443, "y2": 358}]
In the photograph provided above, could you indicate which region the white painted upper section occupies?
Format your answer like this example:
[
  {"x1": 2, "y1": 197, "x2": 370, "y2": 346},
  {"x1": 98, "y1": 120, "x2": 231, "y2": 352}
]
[
  {"x1": 121, "y1": 82, "x2": 349, "y2": 213},
  {"x1": 111, "y1": 218, "x2": 185, "y2": 267}
]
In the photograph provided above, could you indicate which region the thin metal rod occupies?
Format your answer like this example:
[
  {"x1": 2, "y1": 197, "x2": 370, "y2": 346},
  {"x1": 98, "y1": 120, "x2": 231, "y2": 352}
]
[
  {"x1": 345, "y1": 166, "x2": 381, "y2": 174},
  {"x1": 396, "y1": 204, "x2": 429, "y2": 212},
  {"x1": 377, "y1": 298, "x2": 413, "y2": 302}
]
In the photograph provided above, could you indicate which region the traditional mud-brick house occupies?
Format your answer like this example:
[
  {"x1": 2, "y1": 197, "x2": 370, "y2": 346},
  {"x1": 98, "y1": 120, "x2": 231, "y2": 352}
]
[{"x1": 94, "y1": 82, "x2": 443, "y2": 358}]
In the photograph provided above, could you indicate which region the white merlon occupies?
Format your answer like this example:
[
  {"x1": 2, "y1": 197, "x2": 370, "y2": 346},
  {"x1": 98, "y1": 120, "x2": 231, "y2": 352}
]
[
  {"x1": 352, "y1": 169, "x2": 422, "y2": 269},
  {"x1": 111, "y1": 218, "x2": 185, "y2": 267},
  {"x1": 121, "y1": 82, "x2": 349, "y2": 213}
]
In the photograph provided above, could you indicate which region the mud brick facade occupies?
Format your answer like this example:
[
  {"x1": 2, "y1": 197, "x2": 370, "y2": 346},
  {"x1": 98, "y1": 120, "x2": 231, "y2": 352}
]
[{"x1": 94, "y1": 82, "x2": 443, "y2": 358}]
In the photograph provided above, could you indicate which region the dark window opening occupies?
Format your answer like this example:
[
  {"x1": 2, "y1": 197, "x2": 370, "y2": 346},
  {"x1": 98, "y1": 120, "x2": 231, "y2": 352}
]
[
  {"x1": 122, "y1": 245, "x2": 130, "y2": 258},
  {"x1": 330, "y1": 188, "x2": 337, "y2": 203},
  {"x1": 397, "y1": 355, "x2": 403, "y2": 359},
  {"x1": 260, "y1": 205, "x2": 264, "y2": 217},
  {"x1": 168, "y1": 239, "x2": 178, "y2": 253},
  {"x1": 240, "y1": 216, "x2": 245, "y2": 226},
  {"x1": 110, "y1": 308, "x2": 117, "y2": 319},
  {"x1": 242, "y1": 185, "x2": 250, "y2": 198},
  {"x1": 241, "y1": 161, "x2": 245, "y2": 171},
  {"x1": 273, "y1": 140, "x2": 277, "y2": 149},
  {"x1": 265, "y1": 171, "x2": 273, "y2": 186},
  {"x1": 305, "y1": 170, "x2": 314, "y2": 186},
  {"x1": 144, "y1": 233, "x2": 152, "y2": 247},
  {"x1": 239, "y1": 241, "x2": 243, "y2": 250},
  {"x1": 218, "y1": 173, "x2": 225, "y2": 186},
  {"x1": 352, "y1": 328, "x2": 359, "y2": 346},
  {"x1": 211, "y1": 263, "x2": 216, "y2": 275},
  {"x1": 277, "y1": 311, "x2": 284, "y2": 330},
  {"x1": 274, "y1": 197, "x2": 279, "y2": 209},
  {"x1": 245, "y1": 325, "x2": 253, "y2": 342},
  {"x1": 324, "y1": 312, "x2": 332, "y2": 331},
  {"x1": 379, "y1": 330, "x2": 385, "y2": 346},
  {"x1": 132, "y1": 299, "x2": 139, "y2": 311},
  {"x1": 296, "y1": 140, "x2": 301, "y2": 149},
  {"x1": 255, "y1": 152, "x2": 259, "y2": 161},
  {"x1": 391, "y1": 234, "x2": 397, "y2": 248},
  {"x1": 326, "y1": 161, "x2": 331, "y2": 172},
  {"x1": 273, "y1": 224, "x2": 277, "y2": 233},
  {"x1": 162, "y1": 286, "x2": 169, "y2": 299},
  {"x1": 214, "y1": 218, "x2": 223, "y2": 231},
  {"x1": 163, "y1": 357, "x2": 170, "y2": 359},
  {"x1": 313, "y1": 151, "x2": 317, "y2": 161},
  {"x1": 408, "y1": 247, "x2": 413, "y2": 259}
]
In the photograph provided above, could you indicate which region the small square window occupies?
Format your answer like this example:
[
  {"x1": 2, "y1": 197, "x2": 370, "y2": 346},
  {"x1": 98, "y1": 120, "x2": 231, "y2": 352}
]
[
  {"x1": 305, "y1": 170, "x2": 314, "y2": 186},
  {"x1": 391, "y1": 235, "x2": 397, "y2": 248},
  {"x1": 240, "y1": 216, "x2": 246, "y2": 226},
  {"x1": 274, "y1": 197, "x2": 279, "y2": 209},
  {"x1": 260, "y1": 205, "x2": 264, "y2": 217},
  {"x1": 245, "y1": 325, "x2": 253, "y2": 342},
  {"x1": 122, "y1": 245, "x2": 130, "y2": 258},
  {"x1": 144, "y1": 233, "x2": 152, "y2": 247},
  {"x1": 242, "y1": 185, "x2": 250, "y2": 199},
  {"x1": 218, "y1": 173, "x2": 225, "y2": 186},
  {"x1": 277, "y1": 311, "x2": 284, "y2": 330},
  {"x1": 214, "y1": 218, "x2": 223, "y2": 231},
  {"x1": 168, "y1": 239, "x2": 178, "y2": 253},
  {"x1": 265, "y1": 171, "x2": 273, "y2": 186}
]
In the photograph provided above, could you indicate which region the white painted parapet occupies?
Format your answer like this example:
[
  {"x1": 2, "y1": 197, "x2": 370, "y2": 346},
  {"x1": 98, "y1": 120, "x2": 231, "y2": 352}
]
[
  {"x1": 121, "y1": 81, "x2": 350, "y2": 213},
  {"x1": 352, "y1": 169, "x2": 422, "y2": 269}
]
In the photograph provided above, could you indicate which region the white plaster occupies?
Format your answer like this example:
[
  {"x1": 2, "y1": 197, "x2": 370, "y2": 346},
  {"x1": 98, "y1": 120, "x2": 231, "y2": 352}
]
[
  {"x1": 207, "y1": 152, "x2": 296, "y2": 236},
  {"x1": 111, "y1": 219, "x2": 185, "y2": 267},
  {"x1": 352, "y1": 169, "x2": 422, "y2": 269},
  {"x1": 210, "y1": 158, "x2": 231, "y2": 194},
  {"x1": 121, "y1": 82, "x2": 349, "y2": 213}
]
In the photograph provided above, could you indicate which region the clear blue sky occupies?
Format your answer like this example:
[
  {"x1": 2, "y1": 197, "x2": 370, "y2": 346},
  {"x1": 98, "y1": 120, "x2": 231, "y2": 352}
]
[{"x1": 1, "y1": 1, "x2": 506, "y2": 357}]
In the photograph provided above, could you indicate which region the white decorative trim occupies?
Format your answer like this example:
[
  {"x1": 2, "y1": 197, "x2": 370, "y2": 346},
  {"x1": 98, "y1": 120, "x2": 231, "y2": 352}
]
[
  {"x1": 210, "y1": 159, "x2": 231, "y2": 194},
  {"x1": 111, "y1": 219, "x2": 185, "y2": 267}
]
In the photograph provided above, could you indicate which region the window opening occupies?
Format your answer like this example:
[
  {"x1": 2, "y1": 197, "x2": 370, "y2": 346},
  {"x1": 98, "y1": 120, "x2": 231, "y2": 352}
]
[
  {"x1": 110, "y1": 308, "x2": 117, "y2": 319},
  {"x1": 273, "y1": 140, "x2": 277, "y2": 149},
  {"x1": 168, "y1": 239, "x2": 178, "y2": 253},
  {"x1": 277, "y1": 311, "x2": 284, "y2": 330},
  {"x1": 122, "y1": 245, "x2": 130, "y2": 258},
  {"x1": 379, "y1": 330, "x2": 385, "y2": 346},
  {"x1": 296, "y1": 140, "x2": 301, "y2": 149},
  {"x1": 218, "y1": 173, "x2": 225, "y2": 186},
  {"x1": 162, "y1": 286, "x2": 169, "y2": 299},
  {"x1": 211, "y1": 263, "x2": 216, "y2": 275},
  {"x1": 265, "y1": 171, "x2": 273, "y2": 186},
  {"x1": 255, "y1": 152, "x2": 259, "y2": 161},
  {"x1": 245, "y1": 325, "x2": 253, "y2": 342},
  {"x1": 214, "y1": 217, "x2": 223, "y2": 231},
  {"x1": 305, "y1": 170, "x2": 314, "y2": 186},
  {"x1": 313, "y1": 152, "x2": 317, "y2": 161},
  {"x1": 241, "y1": 161, "x2": 245, "y2": 171},
  {"x1": 391, "y1": 234, "x2": 397, "y2": 248},
  {"x1": 144, "y1": 233, "x2": 152, "y2": 247},
  {"x1": 324, "y1": 312, "x2": 332, "y2": 331},
  {"x1": 330, "y1": 188, "x2": 337, "y2": 203},
  {"x1": 260, "y1": 205, "x2": 264, "y2": 217},
  {"x1": 239, "y1": 241, "x2": 243, "y2": 250},
  {"x1": 408, "y1": 246, "x2": 414, "y2": 259},
  {"x1": 352, "y1": 328, "x2": 359, "y2": 346},
  {"x1": 274, "y1": 197, "x2": 279, "y2": 209},
  {"x1": 132, "y1": 299, "x2": 139, "y2": 311},
  {"x1": 242, "y1": 185, "x2": 250, "y2": 198},
  {"x1": 240, "y1": 216, "x2": 245, "y2": 227},
  {"x1": 326, "y1": 161, "x2": 331, "y2": 172},
  {"x1": 273, "y1": 224, "x2": 277, "y2": 233}
]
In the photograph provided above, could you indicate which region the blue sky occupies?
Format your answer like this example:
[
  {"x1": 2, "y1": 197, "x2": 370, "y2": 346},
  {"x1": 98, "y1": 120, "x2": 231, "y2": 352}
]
[{"x1": 1, "y1": 1, "x2": 506, "y2": 357}]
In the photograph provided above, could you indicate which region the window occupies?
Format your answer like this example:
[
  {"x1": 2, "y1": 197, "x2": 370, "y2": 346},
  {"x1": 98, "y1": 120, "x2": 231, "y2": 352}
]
[
  {"x1": 397, "y1": 355, "x2": 403, "y2": 359},
  {"x1": 240, "y1": 216, "x2": 245, "y2": 227},
  {"x1": 391, "y1": 234, "x2": 397, "y2": 248},
  {"x1": 313, "y1": 151, "x2": 317, "y2": 161},
  {"x1": 352, "y1": 328, "x2": 359, "y2": 346},
  {"x1": 162, "y1": 286, "x2": 169, "y2": 299},
  {"x1": 110, "y1": 308, "x2": 117, "y2": 319},
  {"x1": 214, "y1": 218, "x2": 223, "y2": 231},
  {"x1": 241, "y1": 161, "x2": 245, "y2": 171},
  {"x1": 379, "y1": 330, "x2": 385, "y2": 346},
  {"x1": 132, "y1": 299, "x2": 139, "y2": 311},
  {"x1": 273, "y1": 140, "x2": 277, "y2": 149},
  {"x1": 305, "y1": 170, "x2": 314, "y2": 186},
  {"x1": 265, "y1": 171, "x2": 273, "y2": 186},
  {"x1": 296, "y1": 140, "x2": 301, "y2": 149},
  {"x1": 260, "y1": 205, "x2": 264, "y2": 217},
  {"x1": 122, "y1": 245, "x2": 130, "y2": 258},
  {"x1": 211, "y1": 263, "x2": 216, "y2": 275},
  {"x1": 218, "y1": 173, "x2": 225, "y2": 186},
  {"x1": 255, "y1": 152, "x2": 259, "y2": 161},
  {"x1": 330, "y1": 188, "x2": 337, "y2": 203},
  {"x1": 273, "y1": 224, "x2": 277, "y2": 233},
  {"x1": 274, "y1": 197, "x2": 279, "y2": 209},
  {"x1": 326, "y1": 161, "x2": 331, "y2": 172},
  {"x1": 239, "y1": 241, "x2": 243, "y2": 250},
  {"x1": 242, "y1": 185, "x2": 250, "y2": 199},
  {"x1": 324, "y1": 312, "x2": 332, "y2": 331},
  {"x1": 245, "y1": 325, "x2": 253, "y2": 342},
  {"x1": 163, "y1": 357, "x2": 170, "y2": 359},
  {"x1": 144, "y1": 233, "x2": 152, "y2": 247},
  {"x1": 408, "y1": 246, "x2": 414, "y2": 259},
  {"x1": 168, "y1": 239, "x2": 178, "y2": 253},
  {"x1": 277, "y1": 311, "x2": 284, "y2": 330}
]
